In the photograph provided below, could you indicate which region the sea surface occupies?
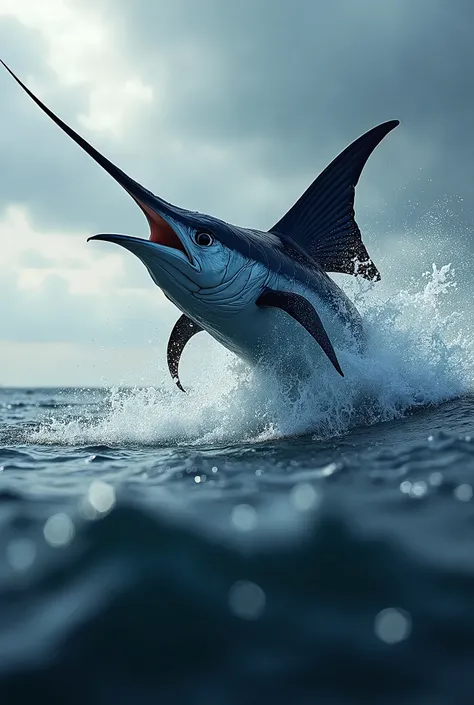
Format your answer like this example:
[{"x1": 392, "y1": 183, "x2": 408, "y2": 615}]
[{"x1": 1, "y1": 266, "x2": 474, "y2": 704}]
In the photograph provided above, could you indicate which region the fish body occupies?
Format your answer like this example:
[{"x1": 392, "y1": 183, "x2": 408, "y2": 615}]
[{"x1": 1, "y1": 60, "x2": 398, "y2": 390}]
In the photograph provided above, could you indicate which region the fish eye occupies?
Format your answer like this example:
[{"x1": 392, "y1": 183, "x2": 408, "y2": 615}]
[{"x1": 194, "y1": 230, "x2": 214, "y2": 247}]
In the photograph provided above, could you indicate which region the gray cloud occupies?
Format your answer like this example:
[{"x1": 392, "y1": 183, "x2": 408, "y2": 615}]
[
  {"x1": 4, "y1": 1, "x2": 472, "y2": 235},
  {"x1": 101, "y1": 0, "x2": 474, "y2": 214},
  {"x1": 0, "y1": 0, "x2": 473, "y2": 385},
  {"x1": 0, "y1": 267, "x2": 172, "y2": 345},
  {"x1": 82, "y1": 0, "x2": 474, "y2": 291},
  {"x1": 17, "y1": 248, "x2": 53, "y2": 268}
]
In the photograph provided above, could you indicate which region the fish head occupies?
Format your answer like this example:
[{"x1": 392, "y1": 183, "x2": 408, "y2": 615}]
[
  {"x1": 0, "y1": 62, "x2": 271, "y2": 321},
  {"x1": 91, "y1": 205, "x2": 269, "y2": 317}
]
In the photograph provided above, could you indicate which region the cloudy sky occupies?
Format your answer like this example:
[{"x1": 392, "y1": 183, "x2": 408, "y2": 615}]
[{"x1": 0, "y1": 0, "x2": 472, "y2": 387}]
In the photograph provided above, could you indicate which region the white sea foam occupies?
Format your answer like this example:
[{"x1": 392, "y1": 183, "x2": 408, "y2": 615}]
[{"x1": 30, "y1": 264, "x2": 473, "y2": 447}]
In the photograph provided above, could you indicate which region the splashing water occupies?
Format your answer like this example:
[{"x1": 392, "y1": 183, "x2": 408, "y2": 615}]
[{"x1": 30, "y1": 265, "x2": 473, "y2": 447}]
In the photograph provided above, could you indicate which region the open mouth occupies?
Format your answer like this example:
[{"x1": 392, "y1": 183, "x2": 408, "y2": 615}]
[
  {"x1": 89, "y1": 199, "x2": 196, "y2": 269},
  {"x1": 134, "y1": 199, "x2": 192, "y2": 263}
]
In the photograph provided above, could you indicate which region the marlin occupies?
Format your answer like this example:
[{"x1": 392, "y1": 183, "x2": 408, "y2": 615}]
[{"x1": 2, "y1": 61, "x2": 398, "y2": 391}]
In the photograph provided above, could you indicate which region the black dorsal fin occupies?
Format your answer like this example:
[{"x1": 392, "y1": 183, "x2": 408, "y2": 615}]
[
  {"x1": 269, "y1": 120, "x2": 399, "y2": 281},
  {"x1": 167, "y1": 315, "x2": 203, "y2": 392},
  {"x1": 256, "y1": 288, "x2": 343, "y2": 376}
]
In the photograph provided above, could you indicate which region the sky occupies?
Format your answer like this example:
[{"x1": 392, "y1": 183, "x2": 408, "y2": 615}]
[{"x1": 0, "y1": 0, "x2": 473, "y2": 387}]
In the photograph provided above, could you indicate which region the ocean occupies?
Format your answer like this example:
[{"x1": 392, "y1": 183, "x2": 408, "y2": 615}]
[{"x1": 1, "y1": 264, "x2": 473, "y2": 704}]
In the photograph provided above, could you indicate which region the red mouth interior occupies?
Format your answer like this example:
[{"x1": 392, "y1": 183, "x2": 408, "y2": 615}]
[{"x1": 136, "y1": 200, "x2": 188, "y2": 257}]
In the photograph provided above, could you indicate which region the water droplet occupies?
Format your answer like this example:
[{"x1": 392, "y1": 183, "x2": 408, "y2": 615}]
[
  {"x1": 211, "y1": 466, "x2": 218, "y2": 473},
  {"x1": 320, "y1": 462, "x2": 338, "y2": 477},
  {"x1": 231, "y1": 504, "x2": 258, "y2": 532},
  {"x1": 6, "y1": 538, "x2": 36, "y2": 572},
  {"x1": 228, "y1": 580, "x2": 266, "y2": 620},
  {"x1": 375, "y1": 608, "x2": 412, "y2": 644},
  {"x1": 454, "y1": 484, "x2": 472, "y2": 502},
  {"x1": 44, "y1": 513, "x2": 75, "y2": 548},
  {"x1": 290, "y1": 483, "x2": 320, "y2": 512},
  {"x1": 409, "y1": 481, "x2": 427, "y2": 498},
  {"x1": 194, "y1": 476, "x2": 202, "y2": 484},
  {"x1": 88, "y1": 480, "x2": 116, "y2": 514},
  {"x1": 400, "y1": 481, "x2": 412, "y2": 494},
  {"x1": 429, "y1": 472, "x2": 443, "y2": 487}
]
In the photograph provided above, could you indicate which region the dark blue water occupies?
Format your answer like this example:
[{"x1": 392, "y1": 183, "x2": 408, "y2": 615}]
[{"x1": 1, "y1": 384, "x2": 474, "y2": 704}]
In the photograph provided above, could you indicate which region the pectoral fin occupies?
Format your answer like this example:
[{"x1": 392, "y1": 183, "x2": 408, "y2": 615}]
[
  {"x1": 167, "y1": 315, "x2": 203, "y2": 392},
  {"x1": 256, "y1": 289, "x2": 344, "y2": 376}
]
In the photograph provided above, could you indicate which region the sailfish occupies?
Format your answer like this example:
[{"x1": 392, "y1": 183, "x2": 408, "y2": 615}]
[{"x1": 1, "y1": 61, "x2": 398, "y2": 391}]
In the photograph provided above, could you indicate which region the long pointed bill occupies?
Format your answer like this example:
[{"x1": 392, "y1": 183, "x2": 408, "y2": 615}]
[{"x1": 1, "y1": 60, "x2": 190, "y2": 259}]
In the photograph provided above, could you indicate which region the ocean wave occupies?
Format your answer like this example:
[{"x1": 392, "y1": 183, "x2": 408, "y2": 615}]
[
  {"x1": 0, "y1": 499, "x2": 473, "y2": 704},
  {"x1": 26, "y1": 265, "x2": 473, "y2": 448}
]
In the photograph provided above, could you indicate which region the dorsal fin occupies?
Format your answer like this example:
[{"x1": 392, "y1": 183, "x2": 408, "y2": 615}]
[{"x1": 269, "y1": 120, "x2": 399, "y2": 281}]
